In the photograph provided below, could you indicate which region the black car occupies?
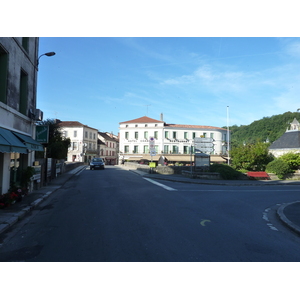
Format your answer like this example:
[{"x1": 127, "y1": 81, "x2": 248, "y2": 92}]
[{"x1": 90, "y1": 158, "x2": 105, "y2": 170}]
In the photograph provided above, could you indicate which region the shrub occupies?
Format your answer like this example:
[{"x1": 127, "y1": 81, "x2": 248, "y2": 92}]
[
  {"x1": 279, "y1": 152, "x2": 300, "y2": 170},
  {"x1": 266, "y1": 159, "x2": 291, "y2": 179},
  {"x1": 210, "y1": 163, "x2": 241, "y2": 180}
]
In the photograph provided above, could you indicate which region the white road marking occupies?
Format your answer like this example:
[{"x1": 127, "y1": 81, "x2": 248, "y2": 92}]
[{"x1": 143, "y1": 178, "x2": 177, "y2": 191}]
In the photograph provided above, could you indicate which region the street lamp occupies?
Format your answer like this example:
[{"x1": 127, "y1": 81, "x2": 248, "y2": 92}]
[{"x1": 37, "y1": 51, "x2": 56, "y2": 67}]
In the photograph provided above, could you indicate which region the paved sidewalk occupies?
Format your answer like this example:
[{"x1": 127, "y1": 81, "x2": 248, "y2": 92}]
[
  {"x1": 0, "y1": 165, "x2": 87, "y2": 235},
  {"x1": 1, "y1": 165, "x2": 299, "y2": 236}
]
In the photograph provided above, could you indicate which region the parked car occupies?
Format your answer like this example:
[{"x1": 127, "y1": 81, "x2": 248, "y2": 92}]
[{"x1": 90, "y1": 158, "x2": 105, "y2": 170}]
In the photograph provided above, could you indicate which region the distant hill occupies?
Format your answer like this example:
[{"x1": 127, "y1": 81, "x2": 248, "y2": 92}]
[{"x1": 228, "y1": 111, "x2": 300, "y2": 147}]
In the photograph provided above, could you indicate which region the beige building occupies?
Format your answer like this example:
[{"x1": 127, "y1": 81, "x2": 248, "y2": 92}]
[
  {"x1": 0, "y1": 37, "x2": 44, "y2": 194},
  {"x1": 57, "y1": 121, "x2": 98, "y2": 163},
  {"x1": 98, "y1": 132, "x2": 119, "y2": 165}
]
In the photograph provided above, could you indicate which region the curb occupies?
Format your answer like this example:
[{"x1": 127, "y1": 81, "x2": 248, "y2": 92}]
[
  {"x1": 0, "y1": 165, "x2": 86, "y2": 235},
  {"x1": 277, "y1": 201, "x2": 300, "y2": 235}
]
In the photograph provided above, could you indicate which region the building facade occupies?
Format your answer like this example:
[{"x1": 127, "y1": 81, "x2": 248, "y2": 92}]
[
  {"x1": 119, "y1": 115, "x2": 229, "y2": 164},
  {"x1": 98, "y1": 132, "x2": 119, "y2": 165},
  {"x1": 0, "y1": 37, "x2": 44, "y2": 194},
  {"x1": 57, "y1": 121, "x2": 98, "y2": 163},
  {"x1": 269, "y1": 118, "x2": 300, "y2": 158}
]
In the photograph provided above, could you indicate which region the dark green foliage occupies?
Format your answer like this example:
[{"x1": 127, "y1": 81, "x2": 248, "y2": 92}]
[
  {"x1": 35, "y1": 119, "x2": 70, "y2": 159},
  {"x1": 279, "y1": 152, "x2": 300, "y2": 170},
  {"x1": 210, "y1": 163, "x2": 241, "y2": 180},
  {"x1": 229, "y1": 111, "x2": 300, "y2": 147},
  {"x1": 266, "y1": 159, "x2": 292, "y2": 179},
  {"x1": 230, "y1": 142, "x2": 274, "y2": 171}
]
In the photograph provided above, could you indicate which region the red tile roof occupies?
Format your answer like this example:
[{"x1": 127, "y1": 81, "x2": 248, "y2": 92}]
[{"x1": 119, "y1": 116, "x2": 162, "y2": 124}]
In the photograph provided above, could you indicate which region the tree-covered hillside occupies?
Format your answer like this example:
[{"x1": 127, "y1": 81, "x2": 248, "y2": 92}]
[{"x1": 229, "y1": 111, "x2": 300, "y2": 147}]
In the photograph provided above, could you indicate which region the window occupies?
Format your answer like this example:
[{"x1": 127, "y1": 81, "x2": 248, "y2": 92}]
[
  {"x1": 154, "y1": 131, "x2": 158, "y2": 139},
  {"x1": 192, "y1": 132, "x2": 196, "y2": 139},
  {"x1": 135, "y1": 124, "x2": 138, "y2": 127},
  {"x1": 126, "y1": 125, "x2": 128, "y2": 127},
  {"x1": 22, "y1": 38, "x2": 29, "y2": 52},
  {"x1": 184, "y1": 146, "x2": 189, "y2": 154},
  {"x1": 0, "y1": 46, "x2": 8, "y2": 104},
  {"x1": 172, "y1": 146, "x2": 178, "y2": 154},
  {"x1": 134, "y1": 145, "x2": 138, "y2": 153},
  {"x1": 85, "y1": 131, "x2": 88, "y2": 138},
  {"x1": 173, "y1": 132, "x2": 177, "y2": 139},
  {"x1": 210, "y1": 133, "x2": 214, "y2": 139},
  {"x1": 144, "y1": 131, "x2": 148, "y2": 139},
  {"x1": 19, "y1": 69, "x2": 28, "y2": 115},
  {"x1": 124, "y1": 146, "x2": 129, "y2": 153},
  {"x1": 164, "y1": 145, "x2": 169, "y2": 153},
  {"x1": 155, "y1": 124, "x2": 158, "y2": 127},
  {"x1": 144, "y1": 145, "x2": 149, "y2": 154},
  {"x1": 165, "y1": 131, "x2": 169, "y2": 138},
  {"x1": 203, "y1": 132, "x2": 207, "y2": 138},
  {"x1": 93, "y1": 133, "x2": 96, "y2": 139},
  {"x1": 184, "y1": 132, "x2": 188, "y2": 139},
  {"x1": 73, "y1": 142, "x2": 78, "y2": 150},
  {"x1": 145, "y1": 124, "x2": 148, "y2": 127},
  {"x1": 125, "y1": 132, "x2": 129, "y2": 139},
  {"x1": 135, "y1": 132, "x2": 138, "y2": 139},
  {"x1": 74, "y1": 130, "x2": 77, "y2": 137},
  {"x1": 89, "y1": 132, "x2": 92, "y2": 139},
  {"x1": 89, "y1": 143, "x2": 91, "y2": 149}
]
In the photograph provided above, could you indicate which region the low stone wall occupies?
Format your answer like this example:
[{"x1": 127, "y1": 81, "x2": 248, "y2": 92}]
[
  {"x1": 64, "y1": 162, "x2": 85, "y2": 172},
  {"x1": 182, "y1": 170, "x2": 221, "y2": 179}
]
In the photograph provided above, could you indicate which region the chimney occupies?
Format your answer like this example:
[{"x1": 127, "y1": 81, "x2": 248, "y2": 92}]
[{"x1": 160, "y1": 113, "x2": 163, "y2": 122}]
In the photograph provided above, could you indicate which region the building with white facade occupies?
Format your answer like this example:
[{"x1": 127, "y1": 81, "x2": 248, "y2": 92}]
[
  {"x1": 57, "y1": 121, "x2": 98, "y2": 163},
  {"x1": 0, "y1": 37, "x2": 44, "y2": 194},
  {"x1": 119, "y1": 115, "x2": 229, "y2": 164},
  {"x1": 98, "y1": 132, "x2": 119, "y2": 165}
]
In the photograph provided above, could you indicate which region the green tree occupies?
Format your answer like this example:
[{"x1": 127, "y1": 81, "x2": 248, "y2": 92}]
[
  {"x1": 36, "y1": 119, "x2": 70, "y2": 159},
  {"x1": 231, "y1": 141, "x2": 274, "y2": 171}
]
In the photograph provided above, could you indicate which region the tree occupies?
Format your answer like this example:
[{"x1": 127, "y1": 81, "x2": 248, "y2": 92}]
[
  {"x1": 36, "y1": 119, "x2": 70, "y2": 159},
  {"x1": 231, "y1": 141, "x2": 274, "y2": 171}
]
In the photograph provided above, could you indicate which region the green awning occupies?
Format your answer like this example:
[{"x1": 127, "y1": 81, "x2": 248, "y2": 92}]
[
  {"x1": 0, "y1": 128, "x2": 27, "y2": 154},
  {"x1": 12, "y1": 132, "x2": 44, "y2": 152}
]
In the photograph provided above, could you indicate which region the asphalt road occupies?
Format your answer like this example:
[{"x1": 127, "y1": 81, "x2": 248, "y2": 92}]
[{"x1": 0, "y1": 166, "x2": 300, "y2": 262}]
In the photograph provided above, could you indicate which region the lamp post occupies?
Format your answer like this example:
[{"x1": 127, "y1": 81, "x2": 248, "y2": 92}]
[
  {"x1": 37, "y1": 52, "x2": 56, "y2": 67},
  {"x1": 35, "y1": 51, "x2": 56, "y2": 185}
]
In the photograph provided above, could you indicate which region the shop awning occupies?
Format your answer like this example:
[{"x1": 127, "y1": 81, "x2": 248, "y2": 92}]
[
  {"x1": 12, "y1": 132, "x2": 44, "y2": 152},
  {"x1": 0, "y1": 128, "x2": 27, "y2": 153}
]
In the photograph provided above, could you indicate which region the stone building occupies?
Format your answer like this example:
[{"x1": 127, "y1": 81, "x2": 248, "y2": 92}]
[
  {"x1": 0, "y1": 37, "x2": 44, "y2": 194},
  {"x1": 98, "y1": 132, "x2": 119, "y2": 165},
  {"x1": 269, "y1": 118, "x2": 300, "y2": 158}
]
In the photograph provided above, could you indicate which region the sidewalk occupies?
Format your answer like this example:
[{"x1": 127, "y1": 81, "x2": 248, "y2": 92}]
[
  {"x1": 1, "y1": 165, "x2": 300, "y2": 236},
  {"x1": 0, "y1": 165, "x2": 87, "y2": 235}
]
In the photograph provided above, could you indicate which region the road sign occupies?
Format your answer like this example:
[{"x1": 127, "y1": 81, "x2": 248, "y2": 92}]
[
  {"x1": 195, "y1": 142, "x2": 214, "y2": 148},
  {"x1": 194, "y1": 137, "x2": 214, "y2": 143},
  {"x1": 36, "y1": 125, "x2": 49, "y2": 143}
]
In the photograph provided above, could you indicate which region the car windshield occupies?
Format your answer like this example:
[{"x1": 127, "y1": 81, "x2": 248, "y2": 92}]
[{"x1": 92, "y1": 158, "x2": 102, "y2": 162}]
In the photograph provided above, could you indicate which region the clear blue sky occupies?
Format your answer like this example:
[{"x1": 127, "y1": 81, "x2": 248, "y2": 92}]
[{"x1": 37, "y1": 37, "x2": 300, "y2": 134}]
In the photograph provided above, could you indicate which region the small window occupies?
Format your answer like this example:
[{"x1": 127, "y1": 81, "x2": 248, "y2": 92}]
[
  {"x1": 125, "y1": 132, "x2": 129, "y2": 139},
  {"x1": 85, "y1": 131, "x2": 88, "y2": 138},
  {"x1": 145, "y1": 124, "x2": 148, "y2": 127},
  {"x1": 173, "y1": 132, "x2": 177, "y2": 139},
  {"x1": 184, "y1": 132, "x2": 188, "y2": 139},
  {"x1": 154, "y1": 131, "x2": 158, "y2": 139},
  {"x1": 19, "y1": 69, "x2": 28, "y2": 115},
  {"x1": 74, "y1": 130, "x2": 77, "y2": 137},
  {"x1": 144, "y1": 131, "x2": 148, "y2": 139},
  {"x1": 135, "y1": 124, "x2": 138, "y2": 127},
  {"x1": 135, "y1": 132, "x2": 138, "y2": 139},
  {"x1": 165, "y1": 131, "x2": 169, "y2": 138}
]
